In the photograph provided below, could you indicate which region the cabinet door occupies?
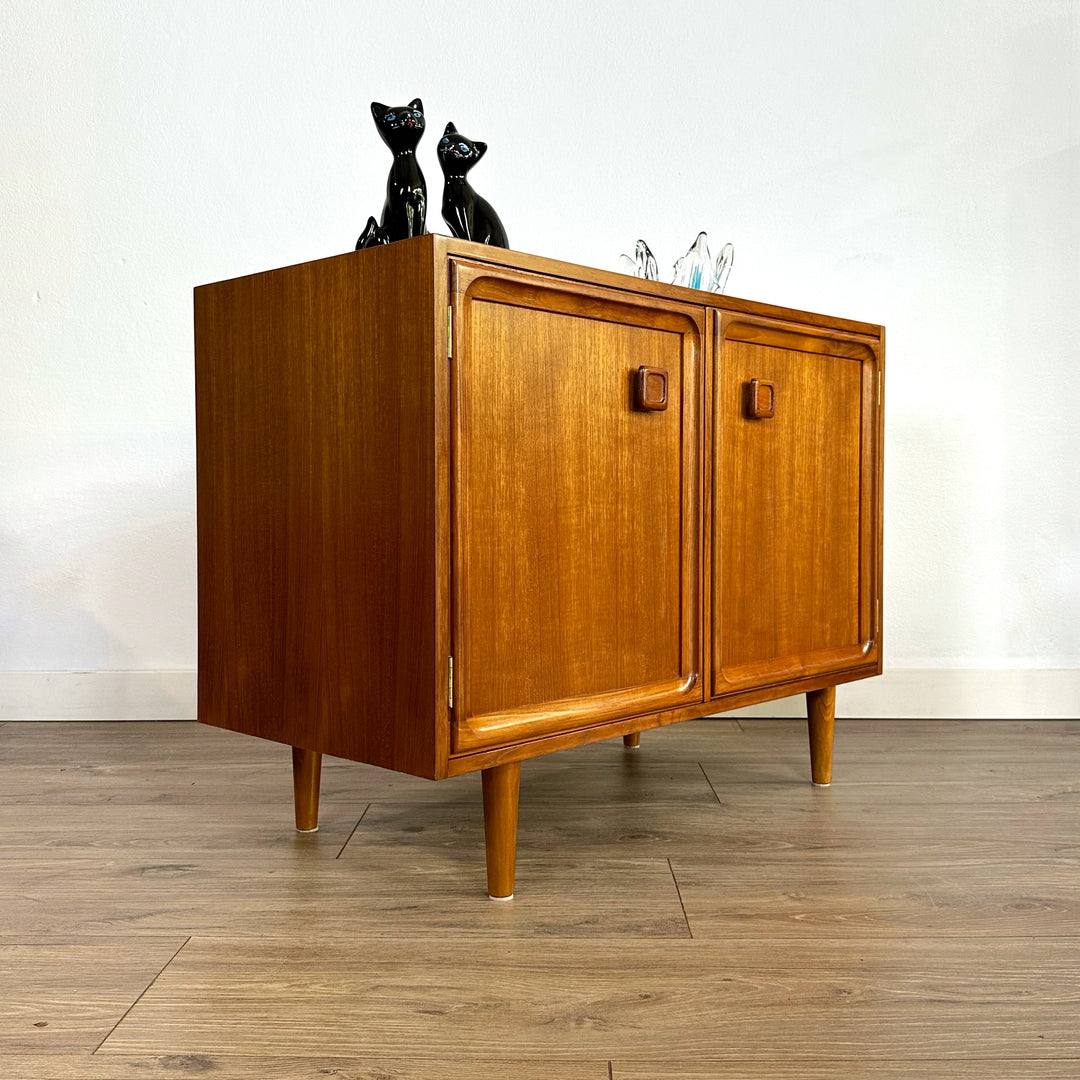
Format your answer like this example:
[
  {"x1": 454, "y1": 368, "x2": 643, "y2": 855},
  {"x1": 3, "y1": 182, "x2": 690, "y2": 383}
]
[
  {"x1": 712, "y1": 313, "x2": 882, "y2": 696},
  {"x1": 451, "y1": 262, "x2": 703, "y2": 752}
]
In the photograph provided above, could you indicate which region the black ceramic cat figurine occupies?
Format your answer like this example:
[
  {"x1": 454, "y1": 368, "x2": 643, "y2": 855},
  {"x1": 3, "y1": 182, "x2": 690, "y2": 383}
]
[
  {"x1": 355, "y1": 215, "x2": 389, "y2": 250},
  {"x1": 371, "y1": 98, "x2": 427, "y2": 241},
  {"x1": 437, "y1": 122, "x2": 508, "y2": 248}
]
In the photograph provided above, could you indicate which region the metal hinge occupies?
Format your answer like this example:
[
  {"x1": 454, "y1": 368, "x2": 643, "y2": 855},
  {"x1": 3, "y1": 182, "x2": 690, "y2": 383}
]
[
  {"x1": 875, "y1": 599, "x2": 881, "y2": 634},
  {"x1": 447, "y1": 305, "x2": 453, "y2": 358},
  {"x1": 877, "y1": 369, "x2": 882, "y2": 407},
  {"x1": 448, "y1": 655, "x2": 454, "y2": 710}
]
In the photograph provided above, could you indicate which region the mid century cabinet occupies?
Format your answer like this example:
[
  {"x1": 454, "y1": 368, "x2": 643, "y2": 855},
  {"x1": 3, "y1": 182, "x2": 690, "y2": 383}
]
[{"x1": 195, "y1": 235, "x2": 884, "y2": 897}]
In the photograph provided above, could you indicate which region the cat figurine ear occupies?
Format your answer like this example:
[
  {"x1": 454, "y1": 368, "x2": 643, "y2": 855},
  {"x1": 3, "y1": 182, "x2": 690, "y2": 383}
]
[
  {"x1": 370, "y1": 97, "x2": 427, "y2": 241},
  {"x1": 437, "y1": 121, "x2": 508, "y2": 248}
]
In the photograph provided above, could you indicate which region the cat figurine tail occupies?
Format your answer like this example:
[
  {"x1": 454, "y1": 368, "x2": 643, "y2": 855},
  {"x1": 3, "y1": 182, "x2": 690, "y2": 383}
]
[
  {"x1": 371, "y1": 98, "x2": 427, "y2": 241},
  {"x1": 437, "y1": 122, "x2": 509, "y2": 249},
  {"x1": 355, "y1": 215, "x2": 390, "y2": 250}
]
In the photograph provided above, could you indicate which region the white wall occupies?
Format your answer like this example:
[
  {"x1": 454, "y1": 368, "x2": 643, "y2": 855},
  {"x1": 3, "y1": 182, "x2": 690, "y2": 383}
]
[{"x1": 2, "y1": 0, "x2": 1078, "y2": 719}]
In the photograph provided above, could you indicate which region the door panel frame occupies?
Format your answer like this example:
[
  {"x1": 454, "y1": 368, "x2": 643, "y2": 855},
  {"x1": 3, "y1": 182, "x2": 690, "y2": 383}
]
[
  {"x1": 710, "y1": 310, "x2": 883, "y2": 698},
  {"x1": 449, "y1": 260, "x2": 705, "y2": 752}
]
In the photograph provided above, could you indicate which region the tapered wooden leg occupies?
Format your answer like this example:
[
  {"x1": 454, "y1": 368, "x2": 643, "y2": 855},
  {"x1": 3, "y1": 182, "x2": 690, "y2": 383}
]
[
  {"x1": 292, "y1": 747, "x2": 322, "y2": 832},
  {"x1": 623, "y1": 732, "x2": 641, "y2": 748},
  {"x1": 481, "y1": 761, "x2": 520, "y2": 900},
  {"x1": 807, "y1": 686, "x2": 836, "y2": 786}
]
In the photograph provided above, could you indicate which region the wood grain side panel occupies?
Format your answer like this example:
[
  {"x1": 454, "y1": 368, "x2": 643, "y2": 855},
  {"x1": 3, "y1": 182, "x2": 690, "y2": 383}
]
[
  {"x1": 451, "y1": 264, "x2": 703, "y2": 750},
  {"x1": 195, "y1": 244, "x2": 440, "y2": 777}
]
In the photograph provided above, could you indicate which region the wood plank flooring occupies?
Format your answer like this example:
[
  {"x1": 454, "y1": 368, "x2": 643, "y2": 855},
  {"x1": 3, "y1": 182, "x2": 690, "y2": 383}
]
[{"x1": 2, "y1": 717, "x2": 1079, "y2": 1078}]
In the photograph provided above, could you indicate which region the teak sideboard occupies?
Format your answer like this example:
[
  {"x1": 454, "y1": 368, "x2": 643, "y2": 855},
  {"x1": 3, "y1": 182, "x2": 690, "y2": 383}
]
[{"x1": 195, "y1": 234, "x2": 884, "y2": 898}]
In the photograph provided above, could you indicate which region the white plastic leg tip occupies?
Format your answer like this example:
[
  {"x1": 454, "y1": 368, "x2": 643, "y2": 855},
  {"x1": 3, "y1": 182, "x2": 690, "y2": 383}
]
[
  {"x1": 488, "y1": 892, "x2": 514, "y2": 901},
  {"x1": 811, "y1": 781, "x2": 831, "y2": 788},
  {"x1": 625, "y1": 743, "x2": 641, "y2": 750},
  {"x1": 295, "y1": 825, "x2": 320, "y2": 833}
]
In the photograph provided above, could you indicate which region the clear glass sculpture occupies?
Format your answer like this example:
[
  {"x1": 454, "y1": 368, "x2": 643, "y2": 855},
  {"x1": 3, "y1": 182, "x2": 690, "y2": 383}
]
[
  {"x1": 672, "y1": 231, "x2": 712, "y2": 290},
  {"x1": 618, "y1": 239, "x2": 659, "y2": 281},
  {"x1": 620, "y1": 232, "x2": 734, "y2": 293},
  {"x1": 711, "y1": 241, "x2": 734, "y2": 295}
]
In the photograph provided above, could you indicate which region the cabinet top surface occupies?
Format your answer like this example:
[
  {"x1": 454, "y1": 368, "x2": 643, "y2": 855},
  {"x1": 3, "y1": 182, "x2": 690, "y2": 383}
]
[{"x1": 196, "y1": 233, "x2": 883, "y2": 339}]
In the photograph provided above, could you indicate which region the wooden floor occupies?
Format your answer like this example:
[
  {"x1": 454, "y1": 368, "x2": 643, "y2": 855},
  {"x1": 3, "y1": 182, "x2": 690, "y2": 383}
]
[{"x1": 2, "y1": 717, "x2": 1079, "y2": 1079}]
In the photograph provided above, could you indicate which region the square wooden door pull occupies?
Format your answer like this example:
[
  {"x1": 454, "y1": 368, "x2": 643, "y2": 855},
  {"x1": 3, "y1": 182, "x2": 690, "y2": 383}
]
[
  {"x1": 635, "y1": 366, "x2": 668, "y2": 411},
  {"x1": 748, "y1": 378, "x2": 776, "y2": 418}
]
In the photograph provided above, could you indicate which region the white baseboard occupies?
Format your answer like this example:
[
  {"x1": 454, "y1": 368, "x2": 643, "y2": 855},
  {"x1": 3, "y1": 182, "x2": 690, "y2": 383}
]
[
  {"x1": 0, "y1": 668, "x2": 1076, "y2": 722},
  {"x1": 724, "y1": 667, "x2": 1080, "y2": 719},
  {"x1": 0, "y1": 670, "x2": 198, "y2": 720}
]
